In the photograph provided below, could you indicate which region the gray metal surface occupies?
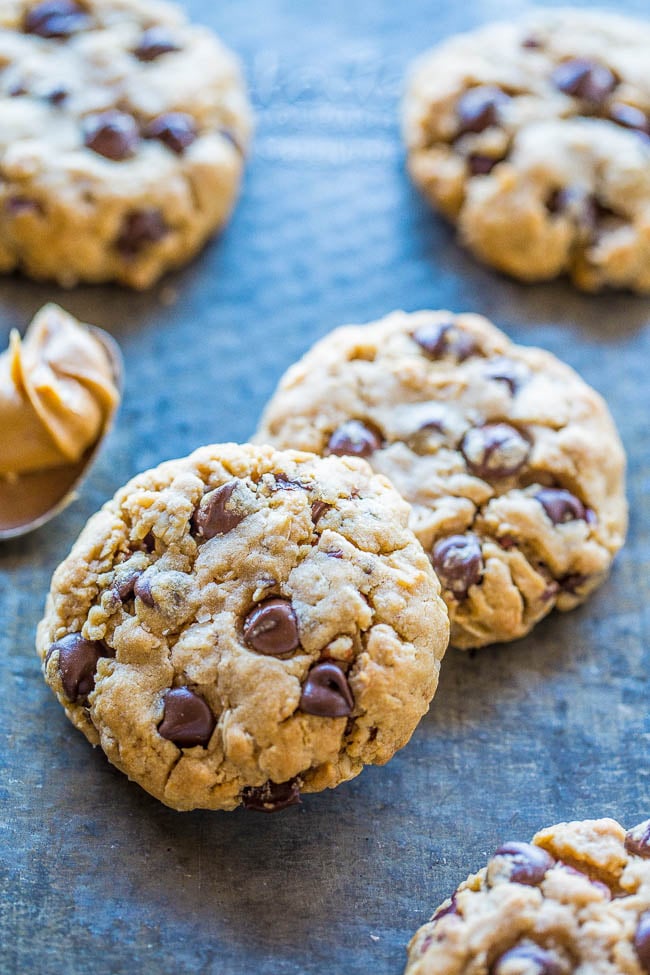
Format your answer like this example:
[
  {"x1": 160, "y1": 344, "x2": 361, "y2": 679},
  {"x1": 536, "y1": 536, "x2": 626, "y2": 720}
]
[{"x1": 1, "y1": 1, "x2": 649, "y2": 972}]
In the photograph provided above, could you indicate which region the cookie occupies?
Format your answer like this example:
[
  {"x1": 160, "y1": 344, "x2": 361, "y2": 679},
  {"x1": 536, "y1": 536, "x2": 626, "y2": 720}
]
[
  {"x1": 405, "y1": 816, "x2": 650, "y2": 975},
  {"x1": 36, "y1": 443, "x2": 449, "y2": 812},
  {"x1": 403, "y1": 9, "x2": 650, "y2": 292},
  {"x1": 256, "y1": 310, "x2": 627, "y2": 649},
  {"x1": 0, "y1": 0, "x2": 251, "y2": 288}
]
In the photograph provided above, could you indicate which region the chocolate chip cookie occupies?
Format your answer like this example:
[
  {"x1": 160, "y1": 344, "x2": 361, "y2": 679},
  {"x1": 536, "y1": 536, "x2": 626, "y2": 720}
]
[
  {"x1": 406, "y1": 816, "x2": 650, "y2": 975},
  {"x1": 0, "y1": 0, "x2": 251, "y2": 288},
  {"x1": 256, "y1": 310, "x2": 627, "y2": 649},
  {"x1": 37, "y1": 443, "x2": 449, "y2": 811},
  {"x1": 403, "y1": 9, "x2": 650, "y2": 291}
]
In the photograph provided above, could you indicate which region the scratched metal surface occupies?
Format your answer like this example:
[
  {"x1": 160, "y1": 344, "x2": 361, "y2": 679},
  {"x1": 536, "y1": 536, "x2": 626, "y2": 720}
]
[{"x1": 1, "y1": 1, "x2": 649, "y2": 973}]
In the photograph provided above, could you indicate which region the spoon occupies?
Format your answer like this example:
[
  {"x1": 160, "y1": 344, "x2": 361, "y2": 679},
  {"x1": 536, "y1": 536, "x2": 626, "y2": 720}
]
[{"x1": 0, "y1": 326, "x2": 124, "y2": 541}]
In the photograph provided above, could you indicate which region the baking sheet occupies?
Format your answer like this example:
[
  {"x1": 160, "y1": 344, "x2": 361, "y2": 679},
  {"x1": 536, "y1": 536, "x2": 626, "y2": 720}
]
[{"x1": 1, "y1": 1, "x2": 649, "y2": 972}]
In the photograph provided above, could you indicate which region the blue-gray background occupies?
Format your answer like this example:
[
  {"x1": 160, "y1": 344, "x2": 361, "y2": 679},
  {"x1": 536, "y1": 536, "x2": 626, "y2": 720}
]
[{"x1": 1, "y1": 2, "x2": 649, "y2": 972}]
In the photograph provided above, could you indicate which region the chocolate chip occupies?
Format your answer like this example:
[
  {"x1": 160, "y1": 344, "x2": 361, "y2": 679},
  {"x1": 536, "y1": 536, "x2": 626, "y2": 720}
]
[
  {"x1": 134, "y1": 27, "x2": 181, "y2": 62},
  {"x1": 24, "y1": 0, "x2": 89, "y2": 38},
  {"x1": 491, "y1": 841, "x2": 555, "y2": 885},
  {"x1": 112, "y1": 568, "x2": 142, "y2": 602},
  {"x1": 134, "y1": 573, "x2": 155, "y2": 607},
  {"x1": 158, "y1": 687, "x2": 215, "y2": 748},
  {"x1": 46, "y1": 633, "x2": 108, "y2": 703},
  {"x1": 144, "y1": 112, "x2": 197, "y2": 154},
  {"x1": 546, "y1": 187, "x2": 598, "y2": 230},
  {"x1": 626, "y1": 821, "x2": 650, "y2": 858},
  {"x1": 432, "y1": 534, "x2": 484, "y2": 598},
  {"x1": 84, "y1": 111, "x2": 139, "y2": 161},
  {"x1": 116, "y1": 209, "x2": 168, "y2": 255},
  {"x1": 552, "y1": 58, "x2": 617, "y2": 105},
  {"x1": 241, "y1": 777, "x2": 302, "y2": 813},
  {"x1": 609, "y1": 102, "x2": 650, "y2": 135},
  {"x1": 8, "y1": 83, "x2": 27, "y2": 97},
  {"x1": 299, "y1": 662, "x2": 354, "y2": 718},
  {"x1": 483, "y1": 357, "x2": 529, "y2": 393},
  {"x1": 193, "y1": 482, "x2": 244, "y2": 540},
  {"x1": 636, "y1": 912, "x2": 650, "y2": 973},
  {"x1": 326, "y1": 420, "x2": 382, "y2": 458},
  {"x1": 311, "y1": 500, "x2": 332, "y2": 525},
  {"x1": 412, "y1": 321, "x2": 476, "y2": 361},
  {"x1": 491, "y1": 945, "x2": 561, "y2": 975},
  {"x1": 522, "y1": 35, "x2": 542, "y2": 49},
  {"x1": 461, "y1": 423, "x2": 530, "y2": 479},
  {"x1": 457, "y1": 85, "x2": 509, "y2": 135},
  {"x1": 535, "y1": 488, "x2": 587, "y2": 524},
  {"x1": 243, "y1": 598, "x2": 300, "y2": 656},
  {"x1": 432, "y1": 893, "x2": 457, "y2": 921},
  {"x1": 47, "y1": 85, "x2": 67, "y2": 104},
  {"x1": 468, "y1": 154, "x2": 499, "y2": 176},
  {"x1": 273, "y1": 473, "x2": 307, "y2": 491}
]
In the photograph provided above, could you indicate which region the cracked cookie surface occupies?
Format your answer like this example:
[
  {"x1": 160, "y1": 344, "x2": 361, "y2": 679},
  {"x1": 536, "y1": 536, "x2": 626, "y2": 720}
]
[
  {"x1": 405, "y1": 817, "x2": 650, "y2": 975},
  {"x1": 37, "y1": 443, "x2": 448, "y2": 811},
  {"x1": 256, "y1": 310, "x2": 627, "y2": 649},
  {"x1": 403, "y1": 9, "x2": 650, "y2": 292},
  {"x1": 0, "y1": 0, "x2": 251, "y2": 288}
]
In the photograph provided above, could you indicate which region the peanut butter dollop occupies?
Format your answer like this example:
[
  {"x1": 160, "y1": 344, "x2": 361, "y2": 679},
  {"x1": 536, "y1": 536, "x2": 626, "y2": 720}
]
[{"x1": 0, "y1": 304, "x2": 120, "y2": 477}]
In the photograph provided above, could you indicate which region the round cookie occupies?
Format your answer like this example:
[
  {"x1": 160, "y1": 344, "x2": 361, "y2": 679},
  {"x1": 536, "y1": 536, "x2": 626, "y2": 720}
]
[
  {"x1": 256, "y1": 310, "x2": 627, "y2": 649},
  {"x1": 0, "y1": 0, "x2": 251, "y2": 288},
  {"x1": 403, "y1": 9, "x2": 650, "y2": 292},
  {"x1": 36, "y1": 443, "x2": 449, "y2": 812},
  {"x1": 405, "y1": 816, "x2": 650, "y2": 975}
]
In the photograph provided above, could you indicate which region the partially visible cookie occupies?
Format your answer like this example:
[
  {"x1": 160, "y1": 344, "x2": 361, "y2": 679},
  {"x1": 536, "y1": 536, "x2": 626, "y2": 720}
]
[
  {"x1": 405, "y1": 816, "x2": 650, "y2": 975},
  {"x1": 403, "y1": 9, "x2": 650, "y2": 291},
  {"x1": 0, "y1": 0, "x2": 251, "y2": 288},
  {"x1": 257, "y1": 310, "x2": 627, "y2": 649},
  {"x1": 36, "y1": 443, "x2": 448, "y2": 811}
]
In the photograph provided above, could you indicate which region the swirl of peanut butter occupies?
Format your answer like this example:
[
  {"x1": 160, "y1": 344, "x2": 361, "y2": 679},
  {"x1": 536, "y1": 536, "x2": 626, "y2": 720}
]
[{"x1": 0, "y1": 304, "x2": 120, "y2": 477}]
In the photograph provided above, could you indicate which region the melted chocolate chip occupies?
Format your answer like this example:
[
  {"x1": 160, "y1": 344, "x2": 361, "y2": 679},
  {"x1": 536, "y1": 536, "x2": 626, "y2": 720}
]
[
  {"x1": 491, "y1": 945, "x2": 561, "y2": 975},
  {"x1": 112, "y1": 568, "x2": 142, "y2": 601},
  {"x1": 483, "y1": 357, "x2": 529, "y2": 394},
  {"x1": 46, "y1": 632, "x2": 109, "y2": 703},
  {"x1": 299, "y1": 662, "x2": 354, "y2": 718},
  {"x1": 134, "y1": 27, "x2": 181, "y2": 62},
  {"x1": 457, "y1": 85, "x2": 510, "y2": 135},
  {"x1": 468, "y1": 154, "x2": 500, "y2": 176},
  {"x1": 432, "y1": 534, "x2": 484, "y2": 598},
  {"x1": 134, "y1": 573, "x2": 155, "y2": 607},
  {"x1": 412, "y1": 321, "x2": 476, "y2": 361},
  {"x1": 116, "y1": 209, "x2": 168, "y2": 255},
  {"x1": 243, "y1": 598, "x2": 300, "y2": 656},
  {"x1": 84, "y1": 111, "x2": 139, "y2": 161},
  {"x1": 461, "y1": 423, "x2": 530, "y2": 479},
  {"x1": 535, "y1": 488, "x2": 587, "y2": 524},
  {"x1": 158, "y1": 687, "x2": 215, "y2": 747},
  {"x1": 145, "y1": 112, "x2": 197, "y2": 154},
  {"x1": 311, "y1": 500, "x2": 332, "y2": 525},
  {"x1": 609, "y1": 102, "x2": 650, "y2": 135},
  {"x1": 326, "y1": 420, "x2": 382, "y2": 458},
  {"x1": 5, "y1": 197, "x2": 43, "y2": 216},
  {"x1": 193, "y1": 482, "x2": 244, "y2": 540},
  {"x1": 24, "y1": 0, "x2": 89, "y2": 38},
  {"x1": 491, "y1": 841, "x2": 554, "y2": 885},
  {"x1": 626, "y1": 821, "x2": 650, "y2": 858},
  {"x1": 636, "y1": 912, "x2": 650, "y2": 973},
  {"x1": 241, "y1": 777, "x2": 301, "y2": 813},
  {"x1": 552, "y1": 58, "x2": 617, "y2": 105},
  {"x1": 559, "y1": 572, "x2": 590, "y2": 594}
]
